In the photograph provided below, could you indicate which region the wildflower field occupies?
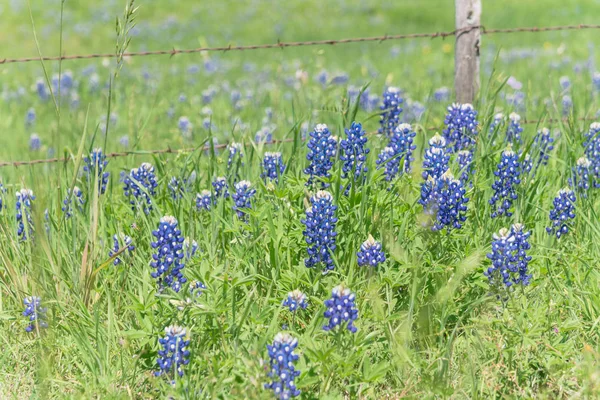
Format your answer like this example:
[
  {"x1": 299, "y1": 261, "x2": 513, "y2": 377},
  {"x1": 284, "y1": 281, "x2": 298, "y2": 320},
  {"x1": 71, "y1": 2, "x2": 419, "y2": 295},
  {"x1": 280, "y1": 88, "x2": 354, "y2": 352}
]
[{"x1": 4, "y1": 0, "x2": 600, "y2": 398}]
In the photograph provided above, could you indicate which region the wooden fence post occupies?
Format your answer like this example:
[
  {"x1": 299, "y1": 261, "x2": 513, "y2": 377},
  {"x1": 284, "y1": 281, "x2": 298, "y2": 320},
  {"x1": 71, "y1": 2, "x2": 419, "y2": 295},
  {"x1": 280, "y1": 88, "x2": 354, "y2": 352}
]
[{"x1": 455, "y1": 0, "x2": 481, "y2": 104}]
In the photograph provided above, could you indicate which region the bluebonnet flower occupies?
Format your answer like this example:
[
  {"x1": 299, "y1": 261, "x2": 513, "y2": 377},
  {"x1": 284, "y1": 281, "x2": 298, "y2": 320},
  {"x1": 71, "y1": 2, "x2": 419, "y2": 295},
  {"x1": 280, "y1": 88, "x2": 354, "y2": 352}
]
[
  {"x1": 109, "y1": 233, "x2": 135, "y2": 265},
  {"x1": 421, "y1": 134, "x2": 450, "y2": 180},
  {"x1": 150, "y1": 216, "x2": 187, "y2": 292},
  {"x1": 489, "y1": 113, "x2": 505, "y2": 135},
  {"x1": 376, "y1": 123, "x2": 417, "y2": 181},
  {"x1": 433, "y1": 87, "x2": 450, "y2": 102},
  {"x1": 35, "y1": 78, "x2": 49, "y2": 101},
  {"x1": 16, "y1": 188, "x2": 35, "y2": 241},
  {"x1": 506, "y1": 91, "x2": 526, "y2": 112},
  {"x1": 83, "y1": 148, "x2": 109, "y2": 195},
  {"x1": 593, "y1": 72, "x2": 600, "y2": 91},
  {"x1": 562, "y1": 95, "x2": 573, "y2": 116},
  {"x1": 196, "y1": 190, "x2": 212, "y2": 211},
  {"x1": 505, "y1": 113, "x2": 523, "y2": 145},
  {"x1": 212, "y1": 176, "x2": 230, "y2": 199},
  {"x1": 304, "y1": 124, "x2": 337, "y2": 187},
  {"x1": 570, "y1": 157, "x2": 592, "y2": 194},
  {"x1": 526, "y1": 128, "x2": 555, "y2": 178},
  {"x1": 331, "y1": 73, "x2": 349, "y2": 85},
  {"x1": 485, "y1": 224, "x2": 532, "y2": 288},
  {"x1": 23, "y1": 296, "x2": 48, "y2": 332},
  {"x1": 442, "y1": 103, "x2": 478, "y2": 152},
  {"x1": 340, "y1": 122, "x2": 369, "y2": 187},
  {"x1": 183, "y1": 237, "x2": 198, "y2": 260},
  {"x1": 168, "y1": 176, "x2": 193, "y2": 200},
  {"x1": 29, "y1": 134, "x2": 41, "y2": 151},
  {"x1": 178, "y1": 116, "x2": 192, "y2": 137},
  {"x1": 316, "y1": 70, "x2": 328, "y2": 86},
  {"x1": 323, "y1": 285, "x2": 358, "y2": 333},
  {"x1": 490, "y1": 145, "x2": 521, "y2": 218},
  {"x1": 232, "y1": 180, "x2": 256, "y2": 219},
  {"x1": 119, "y1": 135, "x2": 129, "y2": 148},
  {"x1": 301, "y1": 191, "x2": 338, "y2": 272},
  {"x1": 61, "y1": 186, "x2": 84, "y2": 218},
  {"x1": 357, "y1": 235, "x2": 386, "y2": 267},
  {"x1": 189, "y1": 280, "x2": 206, "y2": 298},
  {"x1": 0, "y1": 182, "x2": 5, "y2": 212},
  {"x1": 376, "y1": 147, "x2": 400, "y2": 182},
  {"x1": 457, "y1": 150, "x2": 474, "y2": 186},
  {"x1": 379, "y1": 87, "x2": 403, "y2": 136},
  {"x1": 282, "y1": 290, "x2": 308, "y2": 312},
  {"x1": 420, "y1": 171, "x2": 469, "y2": 232},
  {"x1": 546, "y1": 188, "x2": 576, "y2": 238},
  {"x1": 227, "y1": 142, "x2": 244, "y2": 170},
  {"x1": 155, "y1": 325, "x2": 190, "y2": 381},
  {"x1": 122, "y1": 163, "x2": 158, "y2": 214},
  {"x1": 261, "y1": 152, "x2": 286, "y2": 183},
  {"x1": 255, "y1": 126, "x2": 274, "y2": 143},
  {"x1": 26, "y1": 108, "x2": 36, "y2": 127},
  {"x1": 584, "y1": 122, "x2": 600, "y2": 186},
  {"x1": 559, "y1": 76, "x2": 571, "y2": 90},
  {"x1": 265, "y1": 333, "x2": 301, "y2": 399}
]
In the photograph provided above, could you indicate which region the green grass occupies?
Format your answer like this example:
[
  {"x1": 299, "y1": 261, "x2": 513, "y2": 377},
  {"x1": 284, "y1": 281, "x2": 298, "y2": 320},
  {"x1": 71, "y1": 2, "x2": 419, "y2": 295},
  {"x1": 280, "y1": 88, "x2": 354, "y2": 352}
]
[{"x1": 1, "y1": 0, "x2": 600, "y2": 398}]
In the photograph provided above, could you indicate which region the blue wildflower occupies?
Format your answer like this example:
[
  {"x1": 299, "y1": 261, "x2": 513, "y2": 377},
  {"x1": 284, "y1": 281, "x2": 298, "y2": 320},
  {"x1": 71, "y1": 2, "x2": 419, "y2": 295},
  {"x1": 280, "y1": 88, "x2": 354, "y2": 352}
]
[
  {"x1": 489, "y1": 113, "x2": 505, "y2": 135},
  {"x1": 421, "y1": 134, "x2": 450, "y2": 180},
  {"x1": 109, "y1": 233, "x2": 135, "y2": 265},
  {"x1": 122, "y1": 163, "x2": 158, "y2": 214},
  {"x1": 282, "y1": 290, "x2": 308, "y2": 312},
  {"x1": 420, "y1": 171, "x2": 469, "y2": 232},
  {"x1": 525, "y1": 128, "x2": 555, "y2": 178},
  {"x1": 485, "y1": 224, "x2": 532, "y2": 288},
  {"x1": 457, "y1": 150, "x2": 474, "y2": 186},
  {"x1": 119, "y1": 135, "x2": 129, "y2": 148},
  {"x1": 29, "y1": 134, "x2": 41, "y2": 151},
  {"x1": 16, "y1": 188, "x2": 35, "y2": 241},
  {"x1": 189, "y1": 280, "x2": 206, "y2": 298},
  {"x1": 593, "y1": 72, "x2": 600, "y2": 91},
  {"x1": 433, "y1": 87, "x2": 450, "y2": 102},
  {"x1": 559, "y1": 76, "x2": 571, "y2": 90},
  {"x1": 301, "y1": 191, "x2": 338, "y2": 272},
  {"x1": 340, "y1": 122, "x2": 369, "y2": 183},
  {"x1": 379, "y1": 86, "x2": 403, "y2": 136},
  {"x1": 35, "y1": 78, "x2": 49, "y2": 101},
  {"x1": 212, "y1": 176, "x2": 230, "y2": 199},
  {"x1": 304, "y1": 124, "x2": 337, "y2": 187},
  {"x1": 155, "y1": 325, "x2": 191, "y2": 381},
  {"x1": 150, "y1": 216, "x2": 187, "y2": 292},
  {"x1": 183, "y1": 237, "x2": 199, "y2": 260},
  {"x1": 505, "y1": 113, "x2": 523, "y2": 145},
  {"x1": 265, "y1": 333, "x2": 301, "y2": 399},
  {"x1": 323, "y1": 285, "x2": 358, "y2": 333},
  {"x1": 562, "y1": 95, "x2": 573, "y2": 116},
  {"x1": 178, "y1": 116, "x2": 192, "y2": 137},
  {"x1": 442, "y1": 103, "x2": 478, "y2": 152},
  {"x1": 0, "y1": 182, "x2": 5, "y2": 212},
  {"x1": 570, "y1": 156, "x2": 592, "y2": 194},
  {"x1": 584, "y1": 123, "x2": 600, "y2": 186},
  {"x1": 546, "y1": 188, "x2": 577, "y2": 238},
  {"x1": 357, "y1": 235, "x2": 386, "y2": 267},
  {"x1": 227, "y1": 142, "x2": 244, "y2": 171},
  {"x1": 232, "y1": 180, "x2": 256, "y2": 219},
  {"x1": 83, "y1": 148, "x2": 109, "y2": 195},
  {"x1": 196, "y1": 190, "x2": 212, "y2": 211},
  {"x1": 61, "y1": 186, "x2": 84, "y2": 218},
  {"x1": 255, "y1": 126, "x2": 274, "y2": 144},
  {"x1": 168, "y1": 176, "x2": 194, "y2": 200},
  {"x1": 376, "y1": 147, "x2": 400, "y2": 182},
  {"x1": 490, "y1": 145, "x2": 521, "y2": 218},
  {"x1": 261, "y1": 152, "x2": 286, "y2": 183},
  {"x1": 23, "y1": 296, "x2": 48, "y2": 333},
  {"x1": 26, "y1": 108, "x2": 36, "y2": 127}
]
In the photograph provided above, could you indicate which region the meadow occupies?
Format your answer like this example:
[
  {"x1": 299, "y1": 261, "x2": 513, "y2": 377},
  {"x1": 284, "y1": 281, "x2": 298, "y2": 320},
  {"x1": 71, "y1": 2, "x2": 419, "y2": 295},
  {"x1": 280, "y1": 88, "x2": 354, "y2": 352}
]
[{"x1": 2, "y1": 0, "x2": 600, "y2": 398}]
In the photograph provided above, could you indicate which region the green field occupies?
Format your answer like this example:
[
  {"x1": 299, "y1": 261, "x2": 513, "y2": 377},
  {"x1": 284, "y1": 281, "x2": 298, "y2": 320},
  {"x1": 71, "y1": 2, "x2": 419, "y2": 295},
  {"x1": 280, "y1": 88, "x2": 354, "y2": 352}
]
[{"x1": 2, "y1": 0, "x2": 600, "y2": 398}]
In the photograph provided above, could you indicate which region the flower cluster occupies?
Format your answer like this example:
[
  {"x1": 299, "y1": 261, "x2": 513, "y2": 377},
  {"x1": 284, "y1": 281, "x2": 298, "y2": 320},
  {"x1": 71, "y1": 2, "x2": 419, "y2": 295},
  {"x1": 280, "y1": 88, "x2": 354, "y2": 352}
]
[
  {"x1": 16, "y1": 188, "x2": 35, "y2": 241},
  {"x1": 227, "y1": 142, "x2": 244, "y2": 170},
  {"x1": 377, "y1": 123, "x2": 417, "y2": 181},
  {"x1": 525, "y1": 128, "x2": 555, "y2": 178},
  {"x1": 155, "y1": 325, "x2": 191, "y2": 381},
  {"x1": 378, "y1": 86, "x2": 403, "y2": 136},
  {"x1": 261, "y1": 152, "x2": 286, "y2": 183},
  {"x1": 570, "y1": 157, "x2": 592, "y2": 194},
  {"x1": 265, "y1": 333, "x2": 301, "y2": 399},
  {"x1": 304, "y1": 124, "x2": 337, "y2": 186},
  {"x1": 301, "y1": 191, "x2": 338, "y2": 272},
  {"x1": 23, "y1": 296, "x2": 48, "y2": 332},
  {"x1": 196, "y1": 190, "x2": 213, "y2": 211},
  {"x1": 212, "y1": 176, "x2": 230, "y2": 199},
  {"x1": 457, "y1": 150, "x2": 474, "y2": 186},
  {"x1": 189, "y1": 280, "x2": 206, "y2": 298},
  {"x1": 584, "y1": 122, "x2": 600, "y2": 187},
  {"x1": 375, "y1": 147, "x2": 399, "y2": 182},
  {"x1": 546, "y1": 188, "x2": 576, "y2": 238},
  {"x1": 323, "y1": 285, "x2": 358, "y2": 333},
  {"x1": 485, "y1": 224, "x2": 532, "y2": 288},
  {"x1": 489, "y1": 113, "x2": 504, "y2": 134},
  {"x1": 505, "y1": 113, "x2": 523, "y2": 145},
  {"x1": 357, "y1": 235, "x2": 386, "y2": 267},
  {"x1": 340, "y1": 122, "x2": 369, "y2": 183},
  {"x1": 183, "y1": 237, "x2": 199, "y2": 260},
  {"x1": 282, "y1": 290, "x2": 308, "y2": 312},
  {"x1": 420, "y1": 171, "x2": 469, "y2": 232},
  {"x1": 421, "y1": 134, "x2": 450, "y2": 180},
  {"x1": 109, "y1": 233, "x2": 135, "y2": 265},
  {"x1": 168, "y1": 176, "x2": 194, "y2": 200},
  {"x1": 61, "y1": 186, "x2": 84, "y2": 218},
  {"x1": 442, "y1": 103, "x2": 478, "y2": 152},
  {"x1": 83, "y1": 148, "x2": 109, "y2": 195},
  {"x1": 490, "y1": 146, "x2": 521, "y2": 218},
  {"x1": 30, "y1": 134, "x2": 41, "y2": 151},
  {"x1": 232, "y1": 180, "x2": 256, "y2": 219},
  {"x1": 122, "y1": 163, "x2": 158, "y2": 214},
  {"x1": 150, "y1": 216, "x2": 187, "y2": 292},
  {"x1": 178, "y1": 116, "x2": 193, "y2": 137}
]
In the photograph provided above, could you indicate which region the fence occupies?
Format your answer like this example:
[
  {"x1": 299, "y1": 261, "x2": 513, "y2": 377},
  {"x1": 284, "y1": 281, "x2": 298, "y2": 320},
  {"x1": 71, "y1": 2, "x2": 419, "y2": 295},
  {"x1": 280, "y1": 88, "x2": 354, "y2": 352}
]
[{"x1": 1, "y1": 0, "x2": 599, "y2": 169}]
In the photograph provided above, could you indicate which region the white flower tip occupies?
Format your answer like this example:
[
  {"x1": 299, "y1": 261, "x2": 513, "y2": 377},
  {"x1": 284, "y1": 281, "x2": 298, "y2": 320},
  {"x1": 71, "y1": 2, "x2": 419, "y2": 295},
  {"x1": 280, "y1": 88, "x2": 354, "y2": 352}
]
[
  {"x1": 315, "y1": 123, "x2": 328, "y2": 133},
  {"x1": 315, "y1": 190, "x2": 333, "y2": 201},
  {"x1": 160, "y1": 215, "x2": 178, "y2": 225},
  {"x1": 577, "y1": 157, "x2": 592, "y2": 167},
  {"x1": 509, "y1": 112, "x2": 521, "y2": 122}
]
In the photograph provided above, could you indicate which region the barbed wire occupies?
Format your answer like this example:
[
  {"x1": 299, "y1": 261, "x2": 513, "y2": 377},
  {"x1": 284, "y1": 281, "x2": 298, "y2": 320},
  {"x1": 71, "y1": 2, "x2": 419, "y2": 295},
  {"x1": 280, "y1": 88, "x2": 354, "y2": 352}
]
[
  {"x1": 1, "y1": 115, "x2": 596, "y2": 168},
  {"x1": 2, "y1": 24, "x2": 600, "y2": 65}
]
